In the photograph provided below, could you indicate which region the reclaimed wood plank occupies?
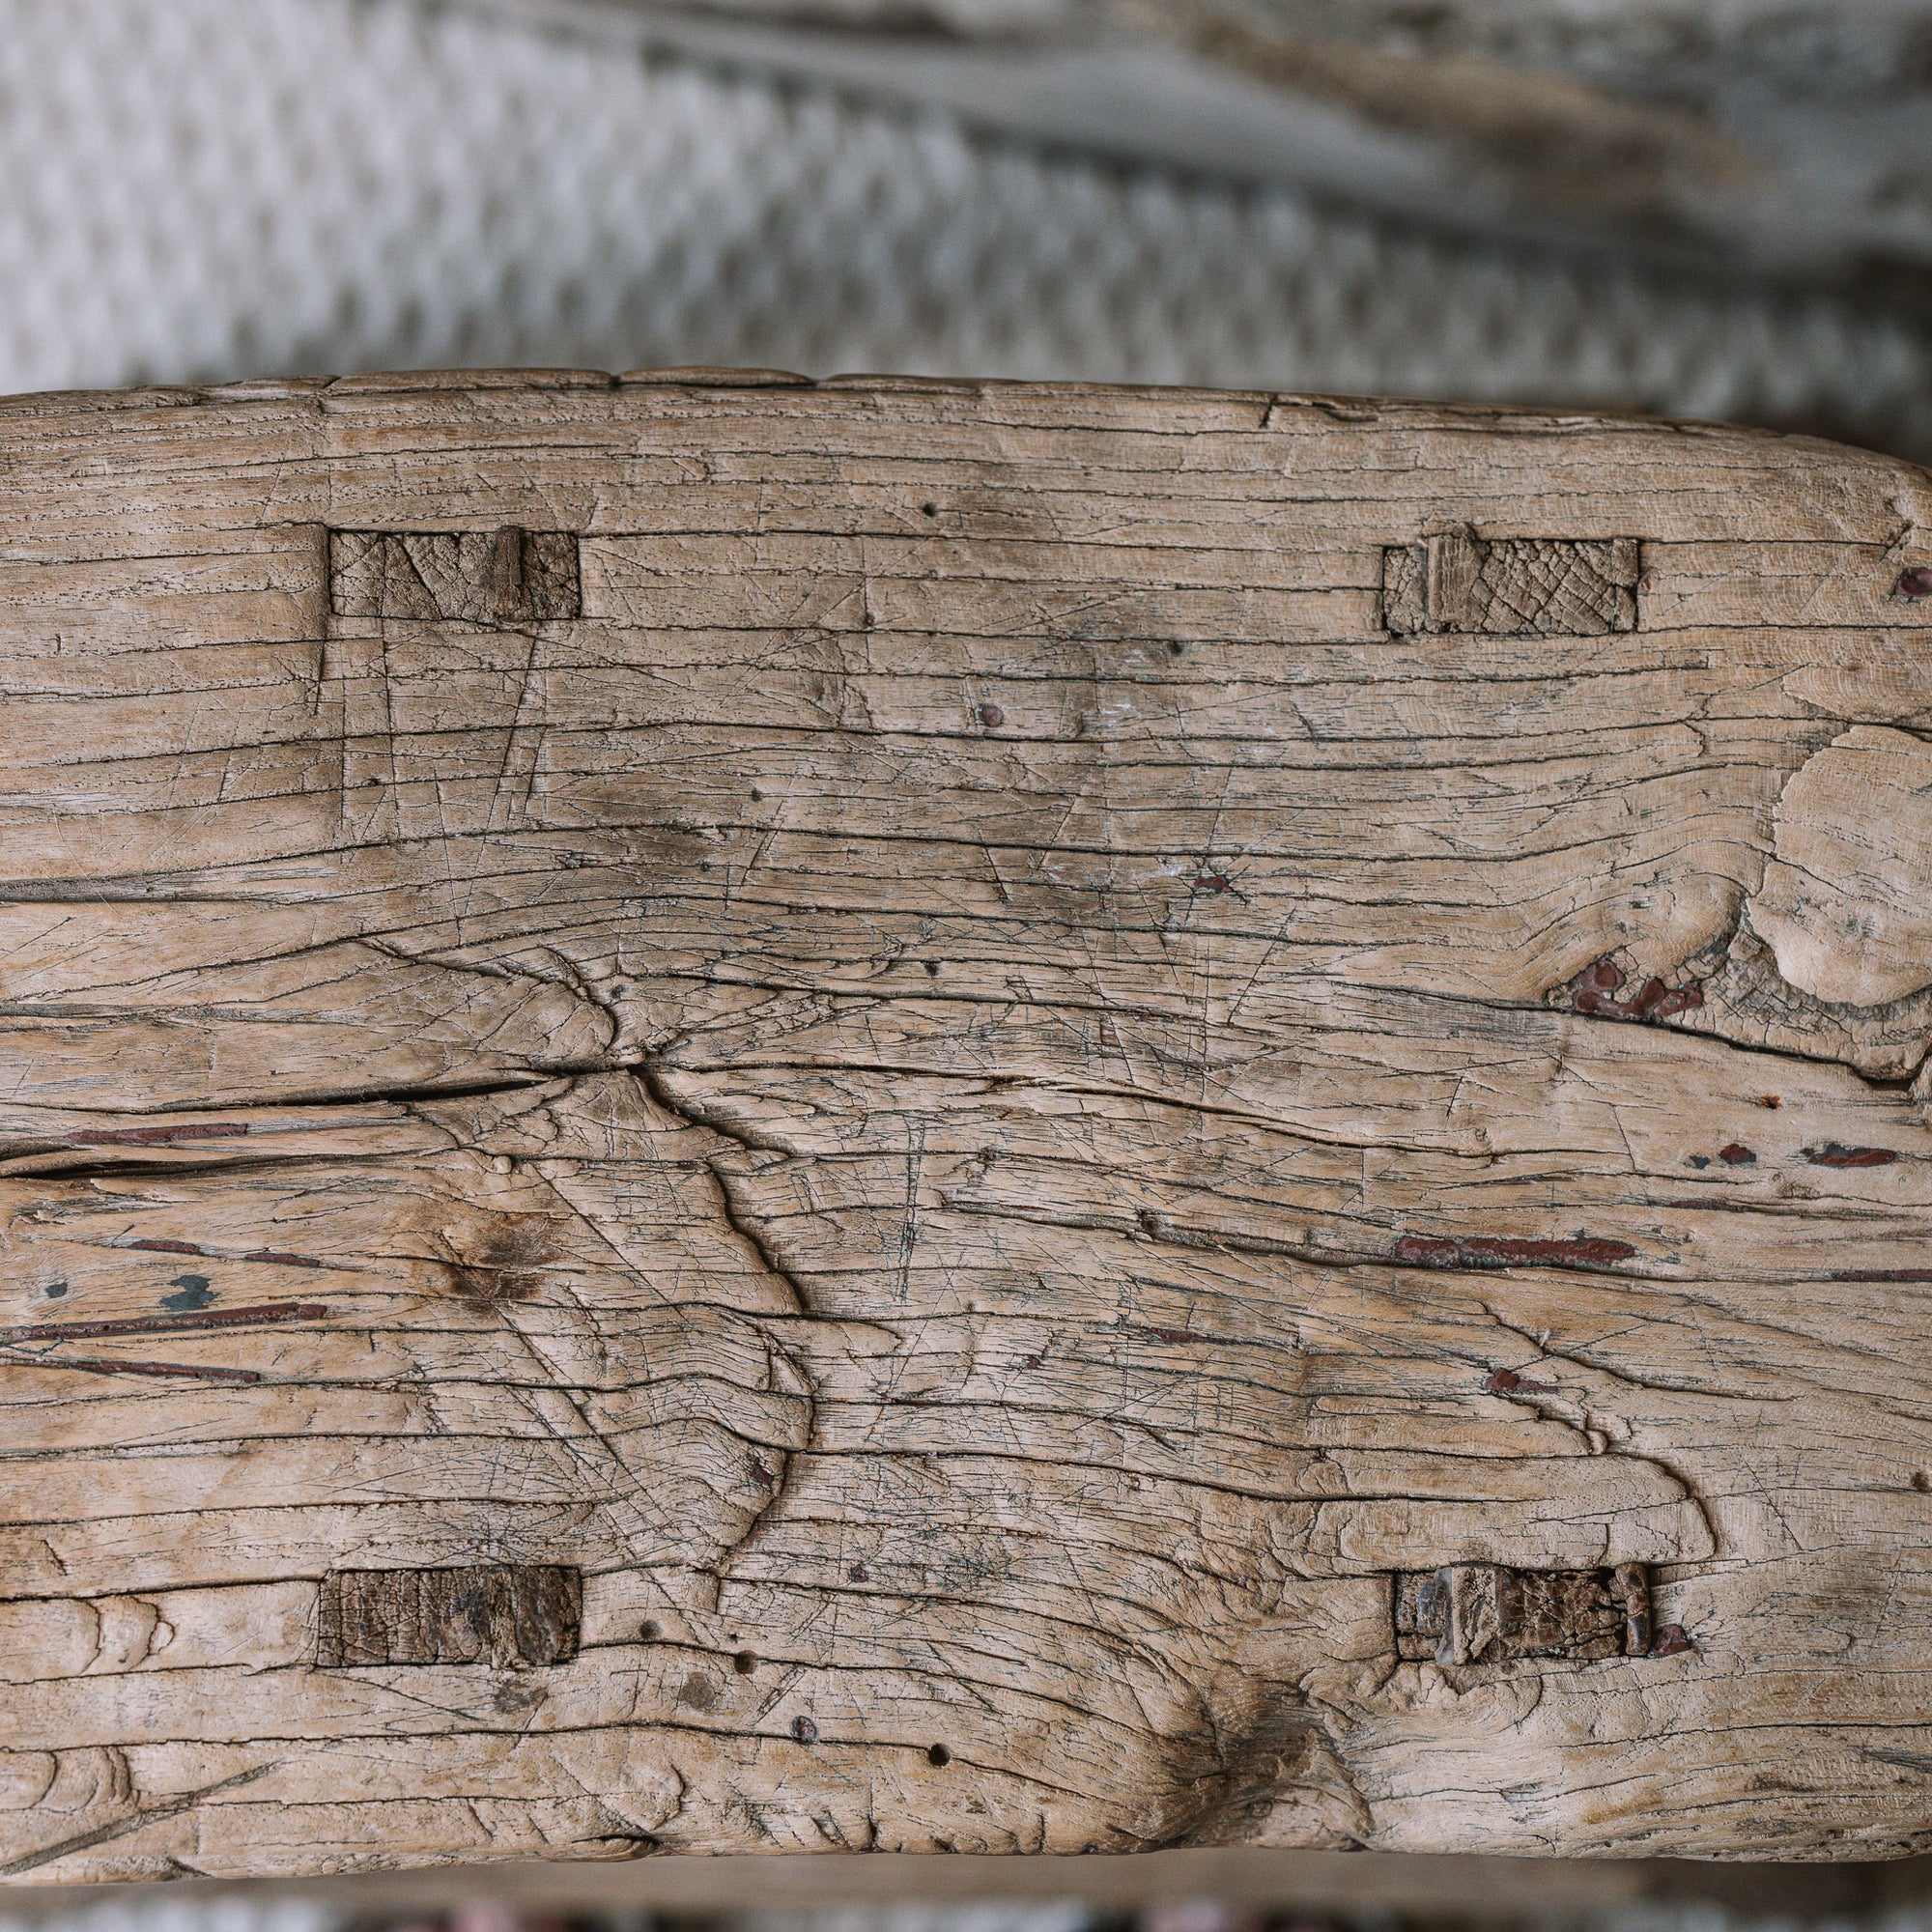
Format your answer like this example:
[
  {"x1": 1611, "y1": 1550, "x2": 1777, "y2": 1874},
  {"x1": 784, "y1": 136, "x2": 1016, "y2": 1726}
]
[{"x1": 2, "y1": 376, "x2": 1932, "y2": 1874}]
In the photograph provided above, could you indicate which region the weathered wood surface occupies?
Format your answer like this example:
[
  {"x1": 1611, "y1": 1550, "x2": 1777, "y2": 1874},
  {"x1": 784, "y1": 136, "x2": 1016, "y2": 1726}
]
[{"x1": 4, "y1": 371, "x2": 1932, "y2": 1877}]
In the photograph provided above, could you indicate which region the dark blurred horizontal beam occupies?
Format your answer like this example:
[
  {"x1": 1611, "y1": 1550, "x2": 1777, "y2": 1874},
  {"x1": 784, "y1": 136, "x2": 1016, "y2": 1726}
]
[{"x1": 6, "y1": 1849, "x2": 1930, "y2": 1920}]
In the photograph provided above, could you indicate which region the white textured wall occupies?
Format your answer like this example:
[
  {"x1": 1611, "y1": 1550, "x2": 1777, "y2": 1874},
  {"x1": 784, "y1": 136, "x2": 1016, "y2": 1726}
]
[{"x1": 0, "y1": 0, "x2": 1927, "y2": 448}]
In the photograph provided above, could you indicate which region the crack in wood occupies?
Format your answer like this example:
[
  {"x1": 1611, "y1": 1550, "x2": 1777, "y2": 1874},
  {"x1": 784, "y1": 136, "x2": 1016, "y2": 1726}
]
[{"x1": 0, "y1": 1764, "x2": 280, "y2": 1880}]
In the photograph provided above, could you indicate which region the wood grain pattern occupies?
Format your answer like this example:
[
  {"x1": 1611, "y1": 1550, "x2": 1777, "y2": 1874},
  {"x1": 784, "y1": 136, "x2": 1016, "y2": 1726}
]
[{"x1": 4, "y1": 372, "x2": 1932, "y2": 1877}]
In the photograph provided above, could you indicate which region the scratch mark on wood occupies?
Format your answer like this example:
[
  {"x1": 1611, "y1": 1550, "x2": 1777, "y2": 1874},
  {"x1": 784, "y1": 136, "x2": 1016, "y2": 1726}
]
[{"x1": 0, "y1": 1763, "x2": 279, "y2": 1877}]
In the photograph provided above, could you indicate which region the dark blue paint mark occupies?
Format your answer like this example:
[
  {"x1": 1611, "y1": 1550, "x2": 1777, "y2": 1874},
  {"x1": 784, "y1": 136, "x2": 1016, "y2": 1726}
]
[{"x1": 161, "y1": 1274, "x2": 215, "y2": 1312}]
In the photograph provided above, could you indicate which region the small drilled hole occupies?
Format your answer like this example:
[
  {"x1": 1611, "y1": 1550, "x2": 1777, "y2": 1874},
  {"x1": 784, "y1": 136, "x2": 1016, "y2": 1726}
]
[
  {"x1": 1914, "y1": 1471, "x2": 1930, "y2": 1492},
  {"x1": 979, "y1": 703, "x2": 1004, "y2": 727},
  {"x1": 792, "y1": 1716, "x2": 818, "y2": 1743},
  {"x1": 733, "y1": 1649, "x2": 756, "y2": 1674},
  {"x1": 922, "y1": 503, "x2": 940, "y2": 517},
  {"x1": 927, "y1": 1743, "x2": 951, "y2": 1767}
]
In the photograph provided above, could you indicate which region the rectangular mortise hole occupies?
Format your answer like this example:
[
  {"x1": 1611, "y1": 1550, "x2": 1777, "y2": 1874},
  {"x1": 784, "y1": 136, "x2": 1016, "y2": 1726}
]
[
  {"x1": 1382, "y1": 533, "x2": 1639, "y2": 637},
  {"x1": 328, "y1": 527, "x2": 582, "y2": 623},
  {"x1": 316, "y1": 1564, "x2": 582, "y2": 1666},
  {"x1": 1393, "y1": 1561, "x2": 1650, "y2": 1664}
]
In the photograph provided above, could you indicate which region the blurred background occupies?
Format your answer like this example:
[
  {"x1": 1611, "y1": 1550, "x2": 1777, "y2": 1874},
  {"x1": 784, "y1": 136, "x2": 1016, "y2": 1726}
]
[
  {"x1": 16, "y1": 1857, "x2": 1932, "y2": 1932},
  {"x1": 7, "y1": 0, "x2": 1932, "y2": 1927},
  {"x1": 3, "y1": 0, "x2": 1932, "y2": 460},
  {"x1": 14, "y1": 1846, "x2": 1932, "y2": 1932}
]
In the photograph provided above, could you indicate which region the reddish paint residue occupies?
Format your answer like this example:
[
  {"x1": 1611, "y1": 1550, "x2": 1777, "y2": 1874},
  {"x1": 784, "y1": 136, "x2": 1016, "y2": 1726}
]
[
  {"x1": 27, "y1": 1355, "x2": 264, "y2": 1384},
  {"x1": 1897, "y1": 566, "x2": 1932, "y2": 599},
  {"x1": 1806, "y1": 1143, "x2": 1899, "y2": 1168},
  {"x1": 1718, "y1": 1143, "x2": 1756, "y2": 1166},
  {"x1": 1652, "y1": 1624, "x2": 1693, "y2": 1656},
  {"x1": 0, "y1": 1301, "x2": 328, "y2": 1347},
  {"x1": 1570, "y1": 958, "x2": 1704, "y2": 1023},
  {"x1": 1395, "y1": 1234, "x2": 1638, "y2": 1270},
  {"x1": 1484, "y1": 1367, "x2": 1554, "y2": 1395},
  {"x1": 1832, "y1": 1268, "x2": 1932, "y2": 1282},
  {"x1": 71, "y1": 1122, "x2": 251, "y2": 1147},
  {"x1": 1135, "y1": 1324, "x2": 1198, "y2": 1346},
  {"x1": 125, "y1": 1238, "x2": 320, "y2": 1267},
  {"x1": 1194, "y1": 874, "x2": 1232, "y2": 894}
]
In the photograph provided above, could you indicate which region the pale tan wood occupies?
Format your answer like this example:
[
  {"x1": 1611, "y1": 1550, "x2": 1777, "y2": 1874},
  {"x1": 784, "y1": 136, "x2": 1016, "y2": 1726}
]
[{"x1": 3, "y1": 375, "x2": 1932, "y2": 1878}]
